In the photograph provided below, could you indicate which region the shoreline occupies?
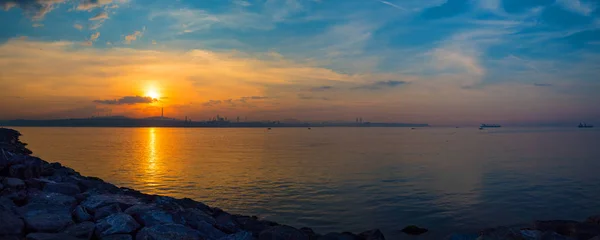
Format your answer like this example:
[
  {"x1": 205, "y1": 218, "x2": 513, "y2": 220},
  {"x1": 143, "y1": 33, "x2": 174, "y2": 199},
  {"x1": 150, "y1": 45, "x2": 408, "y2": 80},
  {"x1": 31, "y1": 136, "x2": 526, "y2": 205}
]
[{"x1": 1, "y1": 127, "x2": 600, "y2": 240}]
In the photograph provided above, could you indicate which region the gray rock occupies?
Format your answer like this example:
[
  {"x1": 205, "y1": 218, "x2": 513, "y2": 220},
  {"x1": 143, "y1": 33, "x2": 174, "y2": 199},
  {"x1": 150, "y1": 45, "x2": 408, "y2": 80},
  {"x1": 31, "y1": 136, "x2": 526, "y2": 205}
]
[
  {"x1": 183, "y1": 208, "x2": 216, "y2": 226},
  {"x1": 216, "y1": 212, "x2": 242, "y2": 233},
  {"x1": 192, "y1": 220, "x2": 227, "y2": 240},
  {"x1": 124, "y1": 204, "x2": 159, "y2": 216},
  {"x1": 62, "y1": 221, "x2": 95, "y2": 239},
  {"x1": 259, "y1": 226, "x2": 309, "y2": 240},
  {"x1": 73, "y1": 205, "x2": 93, "y2": 222},
  {"x1": 95, "y1": 204, "x2": 122, "y2": 221},
  {"x1": 25, "y1": 233, "x2": 81, "y2": 240},
  {"x1": 319, "y1": 232, "x2": 359, "y2": 240},
  {"x1": 478, "y1": 226, "x2": 527, "y2": 240},
  {"x1": 233, "y1": 216, "x2": 276, "y2": 237},
  {"x1": 43, "y1": 182, "x2": 81, "y2": 196},
  {"x1": 134, "y1": 209, "x2": 183, "y2": 227},
  {"x1": 445, "y1": 233, "x2": 478, "y2": 240},
  {"x1": 103, "y1": 234, "x2": 134, "y2": 240},
  {"x1": 20, "y1": 202, "x2": 73, "y2": 232},
  {"x1": 539, "y1": 231, "x2": 575, "y2": 240},
  {"x1": 358, "y1": 229, "x2": 385, "y2": 240},
  {"x1": 0, "y1": 235, "x2": 20, "y2": 240},
  {"x1": 587, "y1": 216, "x2": 600, "y2": 225},
  {"x1": 25, "y1": 178, "x2": 50, "y2": 190},
  {"x1": 27, "y1": 191, "x2": 77, "y2": 208},
  {"x1": 401, "y1": 225, "x2": 428, "y2": 235},
  {"x1": 300, "y1": 227, "x2": 318, "y2": 240},
  {"x1": 153, "y1": 196, "x2": 185, "y2": 211},
  {"x1": 2, "y1": 177, "x2": 25, "y2": 189},
  {"x1": 0, "y1": 183, "x2": 3, "y2": 190},
  {"x1": 82, "y1": 194, "x2": 141, "y2": 212},
  {"x1": 0, "y1": 208, "x2": 25, "y2": 235},
  {"x1": 588, "y1": 236, "x2": 600, "y2": 240},
  {"x1": 136, "y1": 224, "x2": 202, "y2": 240},
  {"x1": 520, "y1": 229, "x2": 542, "y2": 239},
  {"x1": 534, "y1": 220, "x2": 580, "y2": 236},
  {"x1": 95, "y1": 213, "x2": 140, "y2": 238},
  {"x1": 219, "y1": 231, "x2": 254, "y2": 240}
]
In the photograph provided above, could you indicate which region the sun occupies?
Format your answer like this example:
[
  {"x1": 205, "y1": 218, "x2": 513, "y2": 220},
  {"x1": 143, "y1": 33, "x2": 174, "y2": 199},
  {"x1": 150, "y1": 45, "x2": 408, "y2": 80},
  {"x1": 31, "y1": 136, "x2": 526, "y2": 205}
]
[{"x1": 145, "y1": 88, "x2": 160, "y2": 100}]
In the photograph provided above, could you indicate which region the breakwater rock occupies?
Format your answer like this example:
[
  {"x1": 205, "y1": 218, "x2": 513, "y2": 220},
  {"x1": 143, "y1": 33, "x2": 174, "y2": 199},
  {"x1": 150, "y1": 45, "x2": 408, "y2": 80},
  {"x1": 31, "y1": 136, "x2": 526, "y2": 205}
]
[{"x1": 1, "y1": 127, "x2": 600, "y2": 240}]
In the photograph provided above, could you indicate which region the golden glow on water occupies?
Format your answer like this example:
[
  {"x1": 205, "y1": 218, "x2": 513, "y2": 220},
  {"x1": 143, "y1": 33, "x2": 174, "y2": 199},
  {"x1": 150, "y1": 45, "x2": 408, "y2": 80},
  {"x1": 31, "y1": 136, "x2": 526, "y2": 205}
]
[{"x1": 146, "y1": 127, "x2": 157, "y2": 177}]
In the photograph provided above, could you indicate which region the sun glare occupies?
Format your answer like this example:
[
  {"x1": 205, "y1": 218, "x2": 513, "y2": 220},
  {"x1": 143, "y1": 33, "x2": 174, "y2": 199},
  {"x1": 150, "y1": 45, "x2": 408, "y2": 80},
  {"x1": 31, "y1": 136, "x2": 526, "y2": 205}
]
[{"x1": 146, "y1": 88, "x2": 160, "y2": 100}]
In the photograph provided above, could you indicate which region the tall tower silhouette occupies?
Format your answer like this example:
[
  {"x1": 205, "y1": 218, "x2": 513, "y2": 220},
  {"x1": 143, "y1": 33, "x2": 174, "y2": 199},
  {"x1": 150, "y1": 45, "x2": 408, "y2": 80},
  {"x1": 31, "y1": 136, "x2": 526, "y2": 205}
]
[{"x1": 161, "y1": 107, "x2": 164, "y2": 118}]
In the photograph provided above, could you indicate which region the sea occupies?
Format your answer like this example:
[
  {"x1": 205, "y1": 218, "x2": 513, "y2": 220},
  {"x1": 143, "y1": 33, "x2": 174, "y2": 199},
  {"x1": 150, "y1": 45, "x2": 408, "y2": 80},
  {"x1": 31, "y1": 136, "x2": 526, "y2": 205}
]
[{"x1": 13, "y1": 127, "x2": 600, "y2": 239}]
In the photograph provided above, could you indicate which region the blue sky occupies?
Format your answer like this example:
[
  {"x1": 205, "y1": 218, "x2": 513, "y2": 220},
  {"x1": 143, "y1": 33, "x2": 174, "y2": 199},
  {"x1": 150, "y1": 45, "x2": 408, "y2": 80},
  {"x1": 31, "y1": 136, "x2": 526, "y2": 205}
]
[{"x1": 0, "y1": 0, "x2": 599, "y2": 125}]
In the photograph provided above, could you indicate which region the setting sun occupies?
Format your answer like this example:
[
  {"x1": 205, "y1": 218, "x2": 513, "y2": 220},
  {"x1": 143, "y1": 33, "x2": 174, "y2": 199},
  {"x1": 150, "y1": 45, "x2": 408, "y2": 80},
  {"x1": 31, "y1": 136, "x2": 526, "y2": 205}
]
[{"x1": 145, "y1": 88, "x2": 160, "y2": 100}]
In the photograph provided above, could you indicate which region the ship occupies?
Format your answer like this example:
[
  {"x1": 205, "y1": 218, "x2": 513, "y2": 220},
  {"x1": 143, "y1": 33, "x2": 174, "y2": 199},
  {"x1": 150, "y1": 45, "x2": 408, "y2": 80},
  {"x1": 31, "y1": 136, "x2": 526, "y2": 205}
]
[
  {"x1": 480, "y1": 124, "x2": 501, "y2": 128},
  {"x1": 578, "y1": 123, "x2": 594, "y2": 128}
]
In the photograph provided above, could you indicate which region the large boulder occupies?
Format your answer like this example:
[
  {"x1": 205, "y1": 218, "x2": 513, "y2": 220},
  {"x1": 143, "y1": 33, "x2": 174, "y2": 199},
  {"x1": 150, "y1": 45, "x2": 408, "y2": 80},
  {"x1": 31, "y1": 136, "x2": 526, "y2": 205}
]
[
  {"x1": 19, "y1": 203, "x2": 73, "y2": 232},
  {"x1": 2, "y1": 177, "x2": 25, "y2": 189},
  {"x1": 233, "y1": 216, "x2": 278, "y2": 237},
  {"x1": 103, "y1": 234, "x2": 134, "y2": 240},
  {"x1": 445, "y1": 233, "x2": 478, "y2": 240},
  {"x1": 587, "y1": 216, "x2": 600, "y2": 225},
  {"x1": 259, "y1": 226, "x2": 309, "y2": 240},
  {"x1": 72, "y1": 205, "x2": 93, "y2": 222},
  {"x1": 191, "y1": 220, "x2": 227, "y2": 240},
  {"x1": 477, "y1": 226, "x2": 526, "y2": 240},
  {"x1": 220, "y1": 231, "x2": 254, "y2": 240},
  {"x1": 95, "y1": 213, "x2": 140, "y2": 238},
  {"x1": 0, "y1": 207, "x2": 24, "y2": 236},
  {"x1": 358, "y1": 229, "x2": 385, "y2": 240},
  {"x1": 400, "y1": 225, "x2": 428, "y2": 235},
  {"x1": 318, "y1": 232, "x2": 359, "y2": 240},
  {"x1": 95, "y1": 203, "x2": 122, "y2": 221},
  {"x1": 27, "y1": 191, "x2": 77, "y2": 208},
  {"x1": 43, "y1": 182, "x2": 81, "y2": 196},
  {"x1": 216, "y1": 212, "x2": 242, "y2": 233},
  {"x1": 82, "y1": 194, "x2": 141, "y2": 212},
  {"x1": 182, "y1": 208, "x2": 216, "y2": 226},
  {"x1": 25, "y1": 233, "x2": 81, "y2": 240},
  {"x1": 62, "y1": 221, "x2": 95, "y2": 239},
  {"x1": 136, "y1": 224, "x2": 203, "y2": 240},
  {"x1": 135, "y1": 209, "x2": 184, "y2": 226}
]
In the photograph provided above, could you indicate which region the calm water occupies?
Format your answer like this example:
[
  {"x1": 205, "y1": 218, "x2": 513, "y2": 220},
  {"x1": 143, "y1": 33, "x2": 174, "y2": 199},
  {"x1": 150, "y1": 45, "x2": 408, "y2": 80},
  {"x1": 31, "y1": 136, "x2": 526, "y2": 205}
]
[{"x1": 13, "y1": 127, "x2": 600, "y2": 239}]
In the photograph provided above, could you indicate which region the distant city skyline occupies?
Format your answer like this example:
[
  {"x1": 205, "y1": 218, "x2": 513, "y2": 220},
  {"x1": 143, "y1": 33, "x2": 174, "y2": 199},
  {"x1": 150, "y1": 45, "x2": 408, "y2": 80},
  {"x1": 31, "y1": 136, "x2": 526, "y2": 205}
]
[{"x1": 1, "y1": 0, "x2": 599, "y2": 125}]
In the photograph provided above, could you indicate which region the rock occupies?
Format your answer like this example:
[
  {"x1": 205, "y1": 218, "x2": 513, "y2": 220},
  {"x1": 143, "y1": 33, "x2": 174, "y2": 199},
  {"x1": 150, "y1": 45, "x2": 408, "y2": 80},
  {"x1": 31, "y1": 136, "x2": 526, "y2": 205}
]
[
  {"x1": 153, "y1": 196, "x2": 185, "y2": 212},
  {"x1": 27, "y1": 191, "x2": 77, "y2": 208},
  {"x1": 358, "y1": 229, "x2": 385, "y2": 240},
  {"x1": 95, "y1": 213, "x2": 140, "y2": 238},
  {"x1": 587, "y1": 216, "x2": 600, "y2": 225},
  {"x1": 0, "y1": 207, "x2": 24, "y2": 235},
  {"x1": 534, "y1": 220, "x2": 580, "y2": 236},
  {"x1": 401, "y1": 225, "x2": 428, "y2": 235},
  {"x1": 174, "y1": 197, "x2": 211, "y2": 213},
  {"x1": 191, "y1": 220, "x2": 227, "y2": 240},
  {"x1": 520, "y1": 229, "x2": 542, "y2": 239},
  {"x1": 43, "y1": 182, "x2": 81, "y2": 196},
  {"x1": 539, "y1": 231, "x2": 575, "y2": 240},
  {"x1": 62, "y1": 221, "x2": 95, "y2": 239},
  {"x1": 0, "y1": 183, "x2": 3, "y2": 190},
  {"x1": 8, "y1": 156, "x2": 42, "y2": 179},
  {"x1": 569, "y1": 223, "x2": 600, "y2": 240},
  {"x1": 183, "y1": 208, "x2": 217, "y2": 226},
  {"x1": 219, "y1": 231, "x2": 254, "y2": 240},
  {"x1": 124, "y1": 204, "x2": 159, "y2": 215},
  {"x1": 103, "y1": 234, "x2": 134, "y2": 240},
  {"x1": 73, "y1": 205, "x2": 93, "y2": 222},
  {"x1": 478, "y1": 226, "x2": 526, "y2": 240},
  {"x1": 25, "y1": 178, "x2": 50, "y2": 190},
  {"x1": 588, "y1": 236, "x2": 600, "y2": 240},
  {"x1": 234, "y1": 216, "x2": 274, "y2": 237},
  {"x1": 20, "y1": 202, "x2": 73, "y2": 232},
  {"x1": 133, "y1": 209, "x2": 183, "y2": 227},
  {"x1": 25, "y1": 233, "x2": 81, "y2": 240},
  {"x1": 136, "y1": 224, "x2": 202, "y2": 240},
  {"x1": 2, "y1": 177, "x2": 25, "y2": 189},
  {"x1": 319, "y1": 232, "x2": 359, "y2": 240},
  {"x1": 95, "y1": 203, "x2": 122, "y2": 221},
  {"x1": 0, "y1": 235, "x2": 20, "y2": 240},
  {"x1": 445, "y1": 233, "x2": 478, "y2": 240},
  {"x1": 259, "y1": 226, "x2": 309, "y2": 240},
  {"x1": 216, "y1": 212, "x2": 242, "y2": 233},
  {"x1": 300, "y1": 227, "x2": 318, "y2": 240},
  {"x1": 82, "y1": 194, "x2": 141, "y2": 212}
]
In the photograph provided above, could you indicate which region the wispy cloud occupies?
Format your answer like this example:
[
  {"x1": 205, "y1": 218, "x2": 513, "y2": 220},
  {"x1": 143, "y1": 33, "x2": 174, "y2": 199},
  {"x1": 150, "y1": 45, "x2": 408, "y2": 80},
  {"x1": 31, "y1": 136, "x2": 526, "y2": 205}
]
[
  {"x1": 32, "y1": 23, "x2": 44, "y2": 28},
  {"x1": 0, "y1": 0, "x2": 66, "y2": 19},
  {"x1": 89, "y1": 11, "x2": 108, "y2": 21},
  {"x1": 202, "y1": 96, "x2": 269, "y2": 107},
  {"x1": 82, "y1": 32, "x2": 100, "y2": 46},
  {"x1": 534, "y1": 83, "x2": 553, "y2": 87},
  {"x1": 124, "y1": 28, "x2": 143, "y2": 44},
  {"x1": 555, "y1": 0, "x2": 595, "y2": 16},
  {"x1": 77, "y1": 0, "x2": 117, "y2": 11},
  {"x1": 309, "y1": 86, "x2": 334, "y2": 92},
  {"x1": 93, "y1": 95, "x2": 157, "y2": 105},
  {"x1": 374, "y1": 0, "x2": 407, "y2": 11},
  {"x1": 354, "y1": 80, "x2": 407, "y2": 90},
  {"x1": 74, "y1": 24, "x2": 84, "y2": 30}
]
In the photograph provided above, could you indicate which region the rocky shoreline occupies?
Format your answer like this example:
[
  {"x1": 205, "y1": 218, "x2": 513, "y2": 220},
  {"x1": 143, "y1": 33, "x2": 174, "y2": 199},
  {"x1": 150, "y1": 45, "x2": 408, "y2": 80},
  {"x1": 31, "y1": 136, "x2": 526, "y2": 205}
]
[{"x1": 1, "y1": 127, "x2": 600, "y2": 240}]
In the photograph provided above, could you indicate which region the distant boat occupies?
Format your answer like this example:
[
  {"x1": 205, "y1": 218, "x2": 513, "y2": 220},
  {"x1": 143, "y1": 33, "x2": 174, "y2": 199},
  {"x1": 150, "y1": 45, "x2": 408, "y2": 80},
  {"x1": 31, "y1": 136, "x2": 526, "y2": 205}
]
[
  {"x1": 480, "y1": 124, "x2": 501, "y2": 128},
  {"x1": 308, "y1": 127, "x2": 311, "y2": 130},
  {"x1": 267, "y1": 128, "x2": 272, "y2": 130},
  {"x1": 578, "y1": 123, "x2": 594, "y2": 128}
]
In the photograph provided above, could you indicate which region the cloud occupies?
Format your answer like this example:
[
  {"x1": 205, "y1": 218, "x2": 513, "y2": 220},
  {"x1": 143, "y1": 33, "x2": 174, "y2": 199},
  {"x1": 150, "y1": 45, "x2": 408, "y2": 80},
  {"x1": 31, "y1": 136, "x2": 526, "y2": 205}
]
[
  {"x1": 74, "y1": 24, "x2": 83, "y2": 30},
  {"x1": 297, "y1": 94, "x2": 331, "y2": 101},
  {"x1": 77, "y1": 0, "x2": 115, "y2": 11},
  {"x1": 354, "y1": 80, "x2": 407, "y2": 90},
  {"x1": 124, "y1": 29, "x2": 143, "y2": 44},
  {"x1": 81, "y1": 32, "x2": 100, "y2": 46},
  {"x1": 310, "y1": 86, "x2": 334, "y2": 91},
  {"x1": 555, "y1": 0, "x2": 595, "y2": 16},
  {"x1": 534, "y1": 83, "x2": 553, "y2": 87},
  {"x1": 375, "y1": 0, "x2": 407, "y2": 11},
  {"x1": 0, "y1": 0, "x2": 66, "y2": 19},
  {"x1": 93, "y1": 95, "x2": 157, "y2": 105},
  {"x1": 203, "y1": 96, "x2": 269, "y2": 106},
  {"x1": 32, "y1": 23, "x2": 43, "y2": 27},
  {"x1": 89, "y1": 11, "x2": 108, "y2": 21}
]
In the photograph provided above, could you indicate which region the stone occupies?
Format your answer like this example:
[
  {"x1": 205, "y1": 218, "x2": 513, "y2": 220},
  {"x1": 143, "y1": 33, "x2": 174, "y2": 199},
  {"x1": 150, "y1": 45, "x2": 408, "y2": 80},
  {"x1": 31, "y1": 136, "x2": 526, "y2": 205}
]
[
  {"x1": 95, "y1": 213, "x2": 140, "y2": 238},
  {"x1": 153, "y1": 196, "x2": 185, "y2": 212},
  {"x1": 0, "y1": 183, "x2": 3, "y2": 190},
  {"x1": 82, "y1": 194, "x2": 141, "y2": 212},
  {"x1": 103, "y1": 234, "x2": 134, "y2": 240},
  {"x1": 183, "y1": 208, "x2": 217, "y2": 226},
  {"x1": 445, "y1": 233, "x2": 478, "y2": 240},
  {"x1": 95, "y1": 203, "x2": 122, "y2": 221},
  {"x1": 124, "y1": 204, "x2": 159, "y2": 216},
  {"x1": 216, "y1": 212, "x2": 242, "y2": 233},
  {"x1": 358, "y1": 229, "x2": 385, "y2": 240},
  {"x1": 0, "y1": 208, "x2": 25, "y2": 235},
  {"x1": 300, "y1": 227, "x2": 318, "y2": 240},
  {"x1": 19, "y1": 202, "x2": 73, "y2": 232},
  {"x1": 539, "y1": 231, "x2": 575, "y2": 240},
  {"x1": 175, "y1": 197, "x2": 211, "y2": 213},
  {"x1": 219, "y1": 231, "x2": 254, "y2": 240},
  {"x1": 25, "y1": 233, "x2": 82, "y2": 240},
  {"x1": 136, "y1": 224, "x2": 202, "y2": 240},
  {"x1": 191, "y1": 220, "x2": 227, "y2": 240},
  {"x1": 2, "y1": 177, "x2": 25, "y2": 189},
  {"x1": 133, "y1": 209, "x2": 183, "y2": 227},
  {"x1": 569, "y1": 223, "x2": 600, "y2": 240},
  {"x1": 588, "y1": 236, "x2": 600, "y2": 240},
  {"x1": 73, "y1": 205, "x2": 93, "y2": 222},
  {"x1": 520, "y1": 229, "x2": 542, "y2": 239},
  {"x1": 478, "y1": 226, "x2": 525, "y2": 240},
  {"x1": 401, "y1": 225, "x2": 428, "y2": 235},
  {"x1": 259, "y1": 226, "x2": 309, "y2": 240},
  {"x1": 534, "y1": 220, "x2": 580, "y2": 236},
  {"x1": 25, "y1": 178, "x2": 50, "y2": 190},
  {"x1": 231, "y1": 216, "x2": 271, "y2": 237},
  {"x1": 319, "y1": 232, "x2": 359, "y2": 240},
  {"x1": 587, "y1": 216, "x2": 600, "y2": 225},
  {"x1": 27, "y1": 191, "x2": 77, "y2": 208},
  {"x1": 43, "y1": 182, "x2": 81, "y2": 196},
  {"x1": 62, "y1": 221, "x2": 95, "y2": 239}
]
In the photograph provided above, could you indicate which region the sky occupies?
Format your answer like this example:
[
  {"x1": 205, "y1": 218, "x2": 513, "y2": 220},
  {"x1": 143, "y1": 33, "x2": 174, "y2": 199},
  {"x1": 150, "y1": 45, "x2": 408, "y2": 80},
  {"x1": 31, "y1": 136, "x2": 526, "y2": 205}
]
[{"x1": 0, "y1": 0, "x2": 599, "y2": 125}]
